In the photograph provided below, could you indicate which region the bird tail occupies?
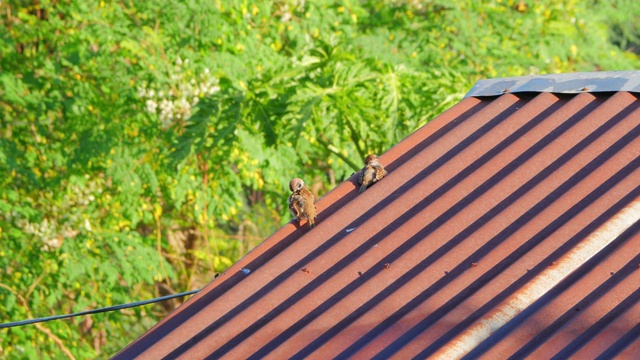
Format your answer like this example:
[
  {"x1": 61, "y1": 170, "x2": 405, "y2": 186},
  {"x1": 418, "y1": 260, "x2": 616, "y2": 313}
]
[{"x1": 359, "y1": 184, "x2": 367, "y2": 193}]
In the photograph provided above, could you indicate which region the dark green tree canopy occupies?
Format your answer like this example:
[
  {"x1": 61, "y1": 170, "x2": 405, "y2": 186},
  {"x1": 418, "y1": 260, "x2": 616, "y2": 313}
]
[{"x1": 1, "y1": 0, "x2": 639, "y2": 358}]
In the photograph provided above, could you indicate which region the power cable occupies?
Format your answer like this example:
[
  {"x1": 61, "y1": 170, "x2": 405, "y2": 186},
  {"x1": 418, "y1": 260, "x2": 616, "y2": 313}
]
[{"x1": 0, "y1": 289, "x2": 200, "y2": 329}]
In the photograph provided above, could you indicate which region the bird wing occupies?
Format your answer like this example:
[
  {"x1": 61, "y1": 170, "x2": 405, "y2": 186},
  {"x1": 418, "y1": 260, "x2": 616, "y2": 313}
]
[
  {"x1": 300, "y1": 188, "x2": 317, "y2": 219},
  {"x1": 374, "y1": 164, "x2": 387, "y2": 182},
  {"x1": 361, "y1": 165, "x2": 376, "y2": 185},
  {"x1": 288, "y1": 193, "x2": 301, "y2": 218}
]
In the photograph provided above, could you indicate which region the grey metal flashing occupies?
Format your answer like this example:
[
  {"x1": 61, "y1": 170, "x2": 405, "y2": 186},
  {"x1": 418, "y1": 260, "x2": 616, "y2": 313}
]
[{"x1": 465, "y1": 70, "x2": 640, "y2": 98}]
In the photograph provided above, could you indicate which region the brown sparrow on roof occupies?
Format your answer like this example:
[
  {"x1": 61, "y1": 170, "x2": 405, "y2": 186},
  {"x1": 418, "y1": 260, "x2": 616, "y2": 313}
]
[
  {"x1": 288, "y1": 178, "x2": 317, "y2": 228},
  {"x1": 359, "y1": 154, "x2": 388, "y2": 193}
]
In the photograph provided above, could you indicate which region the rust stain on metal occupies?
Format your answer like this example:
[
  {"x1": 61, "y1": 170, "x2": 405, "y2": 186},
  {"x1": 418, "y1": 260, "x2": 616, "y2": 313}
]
[
  {"x1": 114, "y1": 74, "x2": 640, "y2": 360},
  {"x1": 431, "y1": 198, "x2": 640, "y2": 359}
]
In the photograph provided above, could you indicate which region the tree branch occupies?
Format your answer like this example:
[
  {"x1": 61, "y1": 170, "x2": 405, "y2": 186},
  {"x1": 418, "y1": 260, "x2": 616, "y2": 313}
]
[
  {"x1": 0, "y1": 283, "x2": 76, "y2": 360},
  {"x1": 343, "y1": 114, "x2": 366, "y2": 161},
  {"x1": 316, "y1": 136, "x2": 360, "y2": 171}
]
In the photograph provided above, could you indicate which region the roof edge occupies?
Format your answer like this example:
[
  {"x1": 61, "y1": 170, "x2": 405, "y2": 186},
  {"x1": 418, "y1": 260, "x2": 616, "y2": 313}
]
[{"x1": 465, "y1": 70, "x2": 640, "y2": 98}]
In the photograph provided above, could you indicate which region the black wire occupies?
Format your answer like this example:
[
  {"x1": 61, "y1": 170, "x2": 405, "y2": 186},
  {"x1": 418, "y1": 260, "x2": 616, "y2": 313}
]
[{"x1": 0, "y1": 289, "x2": 200, "y2": 329}]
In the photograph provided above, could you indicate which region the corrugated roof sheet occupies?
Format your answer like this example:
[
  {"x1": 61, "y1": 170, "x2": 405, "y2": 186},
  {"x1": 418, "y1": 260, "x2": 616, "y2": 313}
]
[{"x1": 115, "y1": 74, "x2": 640, "y2": 359}]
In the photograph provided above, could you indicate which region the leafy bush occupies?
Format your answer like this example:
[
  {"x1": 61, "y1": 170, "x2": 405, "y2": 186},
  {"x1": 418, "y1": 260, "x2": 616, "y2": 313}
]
[{"x1": 1, "y1": 0, "x2": 638, "y2": 358}]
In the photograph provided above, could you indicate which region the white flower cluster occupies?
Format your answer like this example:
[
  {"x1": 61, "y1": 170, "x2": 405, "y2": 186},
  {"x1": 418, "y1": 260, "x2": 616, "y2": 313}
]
[
  {"x1": 391, "y1": 0, "x2": 426, "y2": 10},
  {"x1": 138, "y1": 57, "x2": 221, "y2": 129},
  {"x1": 21, "y1": 218, "x2": 63, "y2": 251},
  {"x1": 8, "y1": 176, "x2": 101, "y2": 252},
  {"x1": 276, "y1": 0, "x2": 305, "y2": 23}
]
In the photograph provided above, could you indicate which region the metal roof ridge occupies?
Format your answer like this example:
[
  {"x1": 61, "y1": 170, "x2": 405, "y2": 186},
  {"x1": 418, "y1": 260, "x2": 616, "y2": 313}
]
[{"x1": 465, "y1": 70, "x2": 640, "y2": 98}]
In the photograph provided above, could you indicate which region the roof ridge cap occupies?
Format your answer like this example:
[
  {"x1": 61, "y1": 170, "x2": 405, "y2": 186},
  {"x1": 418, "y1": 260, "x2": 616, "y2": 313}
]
[{"x1": 466, "y1": 70, "x2": 640, "y2": 97}]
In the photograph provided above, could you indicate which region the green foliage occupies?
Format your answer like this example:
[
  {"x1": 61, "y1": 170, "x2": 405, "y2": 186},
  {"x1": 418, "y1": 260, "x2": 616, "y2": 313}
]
[
  {"x1": 0, "y1": 0, "x2": 638, "y2": 358},
  {"x1": 592, "y1": 0, "x2": 640, "y2": 54}
]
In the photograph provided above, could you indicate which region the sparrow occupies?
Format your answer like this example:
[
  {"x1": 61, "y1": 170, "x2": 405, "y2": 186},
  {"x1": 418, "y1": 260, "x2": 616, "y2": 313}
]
[
  {"x1": 288, "y1": 178, "x2": 317, "y2": 228},
  {"x1": 359, "y1": 154, "x2": 387, "y2": 193}
]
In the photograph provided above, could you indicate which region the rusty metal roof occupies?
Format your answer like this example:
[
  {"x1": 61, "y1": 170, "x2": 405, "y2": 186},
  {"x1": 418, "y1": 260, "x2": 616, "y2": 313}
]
[{"x1": 115, "y1": 74, "x2": 640, "y2": 359}]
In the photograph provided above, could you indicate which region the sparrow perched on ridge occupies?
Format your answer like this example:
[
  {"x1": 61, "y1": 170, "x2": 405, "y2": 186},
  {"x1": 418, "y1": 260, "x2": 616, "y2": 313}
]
[
  {"x1": 288, "y1": 178, "x2": 317, "y2": 228},
  {"x1": 359, "y1": 154, "x2": 388, "y2": 193}
]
